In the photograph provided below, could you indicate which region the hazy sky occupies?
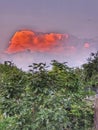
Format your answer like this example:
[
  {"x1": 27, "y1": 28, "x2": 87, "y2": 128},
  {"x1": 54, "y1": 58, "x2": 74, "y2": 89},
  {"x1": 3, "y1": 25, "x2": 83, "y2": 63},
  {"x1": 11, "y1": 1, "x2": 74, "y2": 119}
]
[
  {"x1": 0, "y1": 0, "x2": 98, "y2": 41},
  {"x1": 0, "y1": 0, "x2": 98, "y2": 69}
]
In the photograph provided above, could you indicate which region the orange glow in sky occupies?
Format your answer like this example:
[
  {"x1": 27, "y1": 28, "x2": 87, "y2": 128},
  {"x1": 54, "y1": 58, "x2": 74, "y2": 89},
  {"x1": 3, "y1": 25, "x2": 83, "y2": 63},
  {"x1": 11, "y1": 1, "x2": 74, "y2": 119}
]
[{"x1": 6, "y1": 30, "x2": 68, "y2": 53}]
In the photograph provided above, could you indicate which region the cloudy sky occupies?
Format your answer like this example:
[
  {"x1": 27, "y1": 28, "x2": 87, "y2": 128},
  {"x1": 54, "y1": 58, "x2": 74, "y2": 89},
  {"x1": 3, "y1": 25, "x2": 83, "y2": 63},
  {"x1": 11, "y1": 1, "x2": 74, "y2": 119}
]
[{"x1": 0, "y1": 0, "x2": 98, "y2": 70}]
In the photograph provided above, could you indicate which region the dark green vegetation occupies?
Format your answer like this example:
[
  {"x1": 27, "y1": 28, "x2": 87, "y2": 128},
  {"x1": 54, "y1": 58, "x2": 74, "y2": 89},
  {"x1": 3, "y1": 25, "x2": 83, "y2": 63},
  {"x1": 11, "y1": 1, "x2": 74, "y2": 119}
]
[{"x1": 0, "y1": 51, "x2": 98, "y2": 130}]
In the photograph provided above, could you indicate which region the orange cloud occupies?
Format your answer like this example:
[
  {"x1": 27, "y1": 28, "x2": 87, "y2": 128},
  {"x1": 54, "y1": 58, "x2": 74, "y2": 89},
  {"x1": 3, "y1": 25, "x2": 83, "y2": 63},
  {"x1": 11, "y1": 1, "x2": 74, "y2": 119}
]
[{"x1": 6, "y1": 30, "x2": 68, "y2": 53}]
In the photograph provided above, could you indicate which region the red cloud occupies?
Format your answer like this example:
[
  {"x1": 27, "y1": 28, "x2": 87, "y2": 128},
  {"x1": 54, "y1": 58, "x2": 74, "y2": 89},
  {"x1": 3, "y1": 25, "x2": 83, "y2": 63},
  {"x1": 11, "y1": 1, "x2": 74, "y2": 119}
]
[{"x1": 6, "y1": 30, "x2": 68, "y2": 53}]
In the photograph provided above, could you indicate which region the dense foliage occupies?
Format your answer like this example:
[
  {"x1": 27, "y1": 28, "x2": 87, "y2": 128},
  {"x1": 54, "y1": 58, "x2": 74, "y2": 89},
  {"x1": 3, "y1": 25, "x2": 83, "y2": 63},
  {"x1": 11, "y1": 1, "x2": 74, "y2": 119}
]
[
  {"x1": 0, "y1": 52, "x2": 97, "y2": 130},
  {"x1": 82, "y1": 51, "x2": 98, "y2": 91}
]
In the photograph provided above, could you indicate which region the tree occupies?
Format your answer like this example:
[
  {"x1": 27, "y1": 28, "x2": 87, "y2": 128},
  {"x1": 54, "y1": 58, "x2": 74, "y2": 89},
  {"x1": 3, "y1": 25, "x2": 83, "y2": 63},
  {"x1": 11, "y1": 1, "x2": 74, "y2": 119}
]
[
  {"x1": 82, "y1": 51, "x2": 98, "y2": 80},
  {"x1": 0, "y1": 61, "x2": 94, "y2": 130},
  {"x1": 82, "y1": 51, "x2": 98, "y2": 91}
]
